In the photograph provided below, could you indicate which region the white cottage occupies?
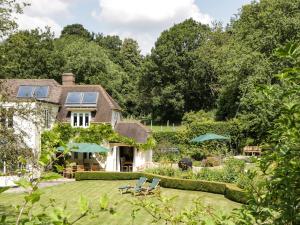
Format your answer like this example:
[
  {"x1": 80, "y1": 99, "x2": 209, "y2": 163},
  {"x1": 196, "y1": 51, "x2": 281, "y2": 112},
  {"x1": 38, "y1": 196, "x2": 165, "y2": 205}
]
[{"x1": 0, "y1": 73, "x2": 152, "y2": 173}]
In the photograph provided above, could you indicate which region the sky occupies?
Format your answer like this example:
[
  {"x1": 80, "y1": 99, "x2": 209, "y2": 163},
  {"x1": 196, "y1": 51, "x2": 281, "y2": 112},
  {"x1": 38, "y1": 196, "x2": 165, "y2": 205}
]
[{"x1": 16, "y1": 0, "x2": 253, "y2": 54}]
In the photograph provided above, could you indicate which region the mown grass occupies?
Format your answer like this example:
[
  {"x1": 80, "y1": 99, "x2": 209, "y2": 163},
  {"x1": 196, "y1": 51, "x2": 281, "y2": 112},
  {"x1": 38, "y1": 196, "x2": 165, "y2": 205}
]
[
  {"x1": 147, "y1": 125, "x2": 184, "y2": 132},
  {"x1": 0, "y1": 180, "x2": 241, "y2": 225}
]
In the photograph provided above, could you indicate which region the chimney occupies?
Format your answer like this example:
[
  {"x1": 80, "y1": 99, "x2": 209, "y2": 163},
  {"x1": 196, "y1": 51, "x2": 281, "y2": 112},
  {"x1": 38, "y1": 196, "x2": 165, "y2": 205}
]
[{"x1": 62, "y1": 73, "x2": 75, "y2": 85}]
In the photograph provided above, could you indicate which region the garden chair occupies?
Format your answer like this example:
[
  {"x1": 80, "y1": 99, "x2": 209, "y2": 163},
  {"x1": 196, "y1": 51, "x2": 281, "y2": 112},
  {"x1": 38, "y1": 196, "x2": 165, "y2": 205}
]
[
  {"x1": 118, "y1": 177, "x2": 147, "y2": 194},
  {"x1": 133, "y1": 178, "x2": 161, "y2": 196}
]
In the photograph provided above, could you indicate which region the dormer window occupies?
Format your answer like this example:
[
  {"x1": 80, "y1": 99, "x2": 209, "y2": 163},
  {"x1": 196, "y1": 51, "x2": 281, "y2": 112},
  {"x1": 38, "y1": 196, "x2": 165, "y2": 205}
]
[
  {"x1": 65, "y1": 92, "x2": 98, "y2": 107},
  {"x1": 17, "y1": 86, "x2": 49, "y2": 98},
  {"x1": 71, "y1": 112, "x2": 91, "y2": 127}
]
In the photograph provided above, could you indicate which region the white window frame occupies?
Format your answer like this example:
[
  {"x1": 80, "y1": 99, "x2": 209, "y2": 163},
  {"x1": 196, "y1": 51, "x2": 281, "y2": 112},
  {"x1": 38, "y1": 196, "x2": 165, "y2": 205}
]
[{"x1": 71, "y1": 112, "x2": 91, "y2": 128}]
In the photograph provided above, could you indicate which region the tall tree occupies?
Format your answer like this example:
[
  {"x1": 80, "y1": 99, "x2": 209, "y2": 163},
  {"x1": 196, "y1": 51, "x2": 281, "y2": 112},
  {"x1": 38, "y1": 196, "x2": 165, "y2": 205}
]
[
  {"x1": 119, "y1": 38, "x2": 143, "y2": 116},
  {"x1": 139, "y1": 19, "x2": 214, "y2": 122},
  {"x1": 0, "y1": 29, "x2": 64, "y2": 80},
  {"x1": 60, "y1": 24, "x2": 92, "y2": 40},
  {"x1": 55, "y1": 37, "x2": 126, "y2": 107},
  {"x1": 216, "y1": 0, "x2": 300, "y2": 120},
  {"x1": 0, "y1": 0, "x2": 26, "y2": 38}
]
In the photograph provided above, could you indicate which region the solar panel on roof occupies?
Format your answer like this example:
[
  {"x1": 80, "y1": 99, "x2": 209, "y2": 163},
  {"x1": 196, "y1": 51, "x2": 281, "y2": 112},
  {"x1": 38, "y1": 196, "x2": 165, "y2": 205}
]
[
  {"x1": 66, "y1": 92, "x2": 82, "y2": 104},
  {"x1": 82, "y1": 92, "x2": 98, "y2": 104},
  {"x1": 34, "y1": 86, "x2": 49, "y2": 98},
  {"x1": 17, "y1": 86, "x2": 34, "y2": 97}
]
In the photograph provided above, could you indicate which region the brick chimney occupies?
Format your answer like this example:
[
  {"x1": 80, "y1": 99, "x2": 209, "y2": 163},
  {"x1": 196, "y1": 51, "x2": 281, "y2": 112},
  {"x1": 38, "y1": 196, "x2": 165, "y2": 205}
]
[{"x1": 62, "y1": 73, "x2": 75, "y2": 85}]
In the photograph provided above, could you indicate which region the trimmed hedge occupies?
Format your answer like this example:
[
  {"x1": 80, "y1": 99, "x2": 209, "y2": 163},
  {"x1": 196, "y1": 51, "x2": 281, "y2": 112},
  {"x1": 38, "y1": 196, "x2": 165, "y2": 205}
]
[
  {"x1": 75, "y1": 172, "x2": 247, "y2": 204},
  {"x1": 225, "y1": 184, "x2": 248, "y2": 204}
]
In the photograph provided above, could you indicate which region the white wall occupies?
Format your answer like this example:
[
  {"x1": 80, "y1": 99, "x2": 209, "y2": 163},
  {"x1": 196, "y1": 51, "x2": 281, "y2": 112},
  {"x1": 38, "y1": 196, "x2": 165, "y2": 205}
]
[
  {"x1": 133, "y1": 149, "x2": 152, "y2": 171},
  {"x1": 1, "y1": 102, "x2": 59, "y2": 156}
]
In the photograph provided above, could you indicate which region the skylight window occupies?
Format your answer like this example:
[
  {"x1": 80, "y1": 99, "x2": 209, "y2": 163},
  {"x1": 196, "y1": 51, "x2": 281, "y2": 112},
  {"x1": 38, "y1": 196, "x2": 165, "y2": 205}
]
[
  {"x1": 65, "y1": 92, "x2": 98, "y2": 106},
  {"x1": 17, "y1": 86, "x2": 49, "y2": 98},
  {"x1": 65, "y1": 92, "x2": 82, "y2": 104},
  {"x1": 82, "y1": 92, "x2": 98, "y2": 104}
]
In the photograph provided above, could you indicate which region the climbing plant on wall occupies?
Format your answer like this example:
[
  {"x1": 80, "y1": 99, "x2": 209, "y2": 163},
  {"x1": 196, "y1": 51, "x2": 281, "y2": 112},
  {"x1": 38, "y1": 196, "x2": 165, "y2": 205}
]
[{"x1": 41, "y1": 123, "x2": 155, "y2": 153}]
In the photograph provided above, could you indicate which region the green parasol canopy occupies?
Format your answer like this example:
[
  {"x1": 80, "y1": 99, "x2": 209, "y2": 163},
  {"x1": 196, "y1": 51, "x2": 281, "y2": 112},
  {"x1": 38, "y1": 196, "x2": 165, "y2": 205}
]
[
  {"x1": 57, "y1": 143, "x2": 109, "y2": 153},
  {"x1": 190, "y1": 133, "x2": 230, "y2": 143}
]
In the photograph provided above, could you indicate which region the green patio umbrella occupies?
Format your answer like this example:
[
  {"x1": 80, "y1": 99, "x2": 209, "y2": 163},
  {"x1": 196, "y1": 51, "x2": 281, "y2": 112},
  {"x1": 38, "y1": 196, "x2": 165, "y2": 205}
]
[
  {"x1": 190, "y1": 133, "x2": 230, "y2": 143},
  {"x1": 57, "y1": 143, "x2": 109, "y2": 153}
]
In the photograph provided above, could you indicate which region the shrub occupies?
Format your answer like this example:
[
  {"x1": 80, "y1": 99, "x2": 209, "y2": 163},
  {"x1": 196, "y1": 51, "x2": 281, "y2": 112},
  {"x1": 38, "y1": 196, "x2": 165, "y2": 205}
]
[
  {"x1": 75, "y1": 171, "x2": 143, "y2": 181},
  {"x1": 225, "y1": 184, "x2": 248, "y2": 204},
  {"x1": 202, "y1": 157, "x2": 220, "y2": 167},
  {"x1": 222, "y1": 157, "x2": 245, "y2": 183},
  {"x1": 194, "y1": 168, "x2": 224, "y2": 182},
  {"x1": 190, "y1": 151, "x2": 206, "y2": 161},
  {"x1": 145, "y1": 167, "x2": 180, "y2": 177}
]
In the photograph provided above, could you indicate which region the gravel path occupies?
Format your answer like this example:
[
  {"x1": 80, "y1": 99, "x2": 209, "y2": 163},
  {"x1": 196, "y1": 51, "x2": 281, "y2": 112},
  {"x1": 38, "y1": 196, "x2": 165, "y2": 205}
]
[{"x1": 4, "y1": 178, "x2": 75, "y2": 193}]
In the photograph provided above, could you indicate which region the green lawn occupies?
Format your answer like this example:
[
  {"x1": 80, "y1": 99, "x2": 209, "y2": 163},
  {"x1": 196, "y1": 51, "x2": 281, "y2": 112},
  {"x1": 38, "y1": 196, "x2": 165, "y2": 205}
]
[
  {"x1": 147, "y1": 125, "x2": 183, "y2": 132},
  {"x1": 0, "y1": 180, "x2": 241, "y2": 225}
]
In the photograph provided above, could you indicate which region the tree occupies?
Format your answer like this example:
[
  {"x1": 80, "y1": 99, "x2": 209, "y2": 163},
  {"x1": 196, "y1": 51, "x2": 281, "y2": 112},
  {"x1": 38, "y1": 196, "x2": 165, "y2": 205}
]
[
  {"x1": 139, "y1": 19, "x2": 215, "y2": 122},
  {"x1": 119, "y1": 38, "x2": 143, "y2": 116},
  {"x1": 236, "y1": 43, "x2": 300, "y2": 225},
  {"x1": 94, "y1": 34, "x2": 123, "y2": 64},
  {"x1": 56, "y1": 37, "x2": 126, "y2": 107},
  {"x1": 0, "y1": 29, "x2": 64, "y2": 80},
  {"x1": 216, "y1": 0, "x2": 300, "y2": 120},
  {"x1": 60, "y1": 24, "x2": 92, "y2": 40},
  {"x1": 0, "y1": 0, "x2": 27, "y2": 38}
]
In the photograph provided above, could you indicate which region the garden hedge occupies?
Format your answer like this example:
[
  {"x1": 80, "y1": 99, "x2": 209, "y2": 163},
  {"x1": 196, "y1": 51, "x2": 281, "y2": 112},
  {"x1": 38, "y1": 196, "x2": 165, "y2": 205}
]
[
  {"x1": 75, "y1": 172, "x2": 247, "y2": 204},
  {"x1": 225, "y1": 184, "x2": 248, "y2": 204}
]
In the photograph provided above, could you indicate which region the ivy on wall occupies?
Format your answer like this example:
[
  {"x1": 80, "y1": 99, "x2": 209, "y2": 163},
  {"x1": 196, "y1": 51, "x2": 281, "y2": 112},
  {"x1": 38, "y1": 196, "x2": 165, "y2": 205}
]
[{"x1": 41, "y1": 123, "x2": 156, "y2": 153}]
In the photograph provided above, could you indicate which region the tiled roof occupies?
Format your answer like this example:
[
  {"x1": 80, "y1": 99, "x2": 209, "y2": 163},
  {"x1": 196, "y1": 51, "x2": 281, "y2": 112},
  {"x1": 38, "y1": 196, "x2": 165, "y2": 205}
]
[
  {"x1": 0, "y1": 79, "x2": 122, "y2": 123},
  {"x1": 57, "y1": 85, "x2": 121, "y2": 123},
  {"x1": 0, "y1": 79, "x2": 62, "y2": 104},
  {"x1": 115, "y1": 121, "x2": 151, "y2": 143}
]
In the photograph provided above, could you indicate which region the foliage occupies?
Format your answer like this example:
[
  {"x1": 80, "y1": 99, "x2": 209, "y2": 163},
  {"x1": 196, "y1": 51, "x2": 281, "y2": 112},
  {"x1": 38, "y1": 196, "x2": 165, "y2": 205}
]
[
  {"x1": 182, "y1": 110, "x2": 216, "y2": 125},
  {"x1": 0, "y1": 0, "x2": 27, "y2": 38},
  {"x1": 0, "y1": 29, "x2": 65, "y2": 80},
  {"x1": 234, "y1": 43, "x2": 300, "y2": 225},
  {"x1": 138, "y1": 19, "x2": 216, "y2": 122},
  {"x1": 147, "y1": 157, "x2": 245, "y2": 184},
  {"x1": 131, "y1": 193, "x2": 238, "y2": 225},
  {"x1": 60, "y1": 23, "x2": 92, "y2": 40},
  {"x1": 42, "y1": 123, "x2": 155, "y2": 159}
]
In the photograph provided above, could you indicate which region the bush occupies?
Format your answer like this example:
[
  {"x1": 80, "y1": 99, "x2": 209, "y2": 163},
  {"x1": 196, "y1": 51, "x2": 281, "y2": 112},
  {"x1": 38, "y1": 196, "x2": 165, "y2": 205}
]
[
  {"x1": 194, "y1": 168, "x2": 224, "y2": 181},
  {"x1": 222, "y1": 157, "x2": 245, "y2": 183},
  {"x1": 190, "y1": 151, "x2": 206, "y2": 161},
  {"x1": 225, "y1": 184, "x2": 248, "y2": 204},
  {"x1": 202, "y1": 157, "x2": 220, "y2": 167},
  {"x1": 75, "y1": 171, "x2": 143, "y2": 181},
  {"x1": 145, "y1": 167, "x2": 180, "y2": 177}
]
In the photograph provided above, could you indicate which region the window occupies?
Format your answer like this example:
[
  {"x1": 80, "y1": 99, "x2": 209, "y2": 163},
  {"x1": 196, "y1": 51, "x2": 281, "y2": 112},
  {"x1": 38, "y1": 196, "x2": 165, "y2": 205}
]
[
  {"x1": 34, "y1": 86, "x2": 49, "y2": 98},
  {"x1": 71, "y1": 112, "x2": 91, "y2": 127},
  {"x1": 82, "y1": 92, "x2": 98, "y2": 104},
  {"x1": 65, "y1": 92, "x2": 98, "y2": 106},
  {"x1": 111, "y1": 110, "x2": 121, "y2": 127},
  {"x1": 17, "y1": 86, "x2": 49, "y2": 98},
  {"x1": 44, "y1": 109, "x2": 50, "y2": 129},
  {"x1": 66, "y1": 92, "x2": 81, "y2": 104}
]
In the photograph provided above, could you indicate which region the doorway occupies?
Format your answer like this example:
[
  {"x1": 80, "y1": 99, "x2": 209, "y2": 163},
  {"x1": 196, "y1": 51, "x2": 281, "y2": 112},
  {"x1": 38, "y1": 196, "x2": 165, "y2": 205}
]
[{"x1": 119, "y1": 146, "x2": 134, "y2": 172}]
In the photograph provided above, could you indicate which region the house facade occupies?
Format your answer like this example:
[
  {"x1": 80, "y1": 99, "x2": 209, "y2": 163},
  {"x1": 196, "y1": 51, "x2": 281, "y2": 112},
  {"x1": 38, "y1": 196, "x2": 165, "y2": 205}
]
[{"x1": 0, "y1": 73, "x2": 152, "y2": 172}]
